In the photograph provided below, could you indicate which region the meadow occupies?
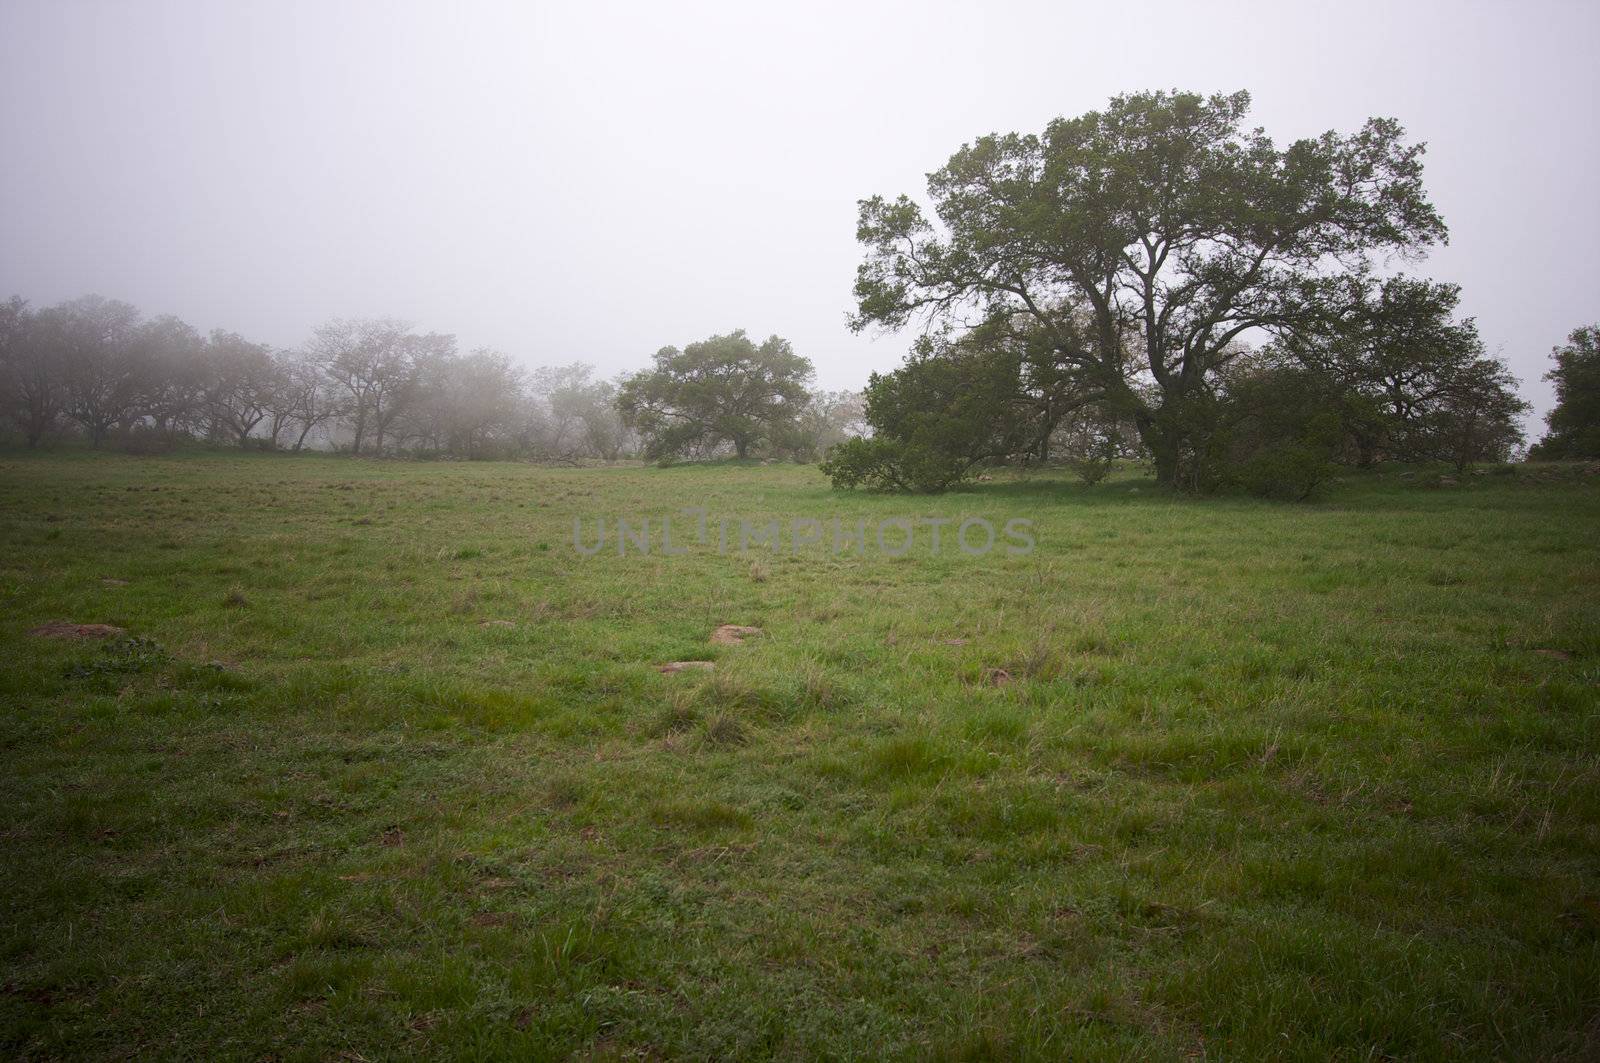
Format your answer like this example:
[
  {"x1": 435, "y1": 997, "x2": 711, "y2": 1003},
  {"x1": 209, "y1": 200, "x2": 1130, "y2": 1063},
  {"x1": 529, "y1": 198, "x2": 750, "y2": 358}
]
[{"x1": 1, "y1": 451, "x2": 1597, "y2": 1060}]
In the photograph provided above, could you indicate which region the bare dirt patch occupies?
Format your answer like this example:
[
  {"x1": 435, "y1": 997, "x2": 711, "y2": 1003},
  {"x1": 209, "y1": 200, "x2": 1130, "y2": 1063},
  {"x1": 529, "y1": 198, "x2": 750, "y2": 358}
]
[
  {"x1": 478, "y1": 619, "x2": 515, "y2": 628},
  {"x1": 983, "y1": 667, "x2": 1014, "y2": 687},
  {"x1": 469, "y1": 911, "x2": 515, "y2": 928},
  {"x1": 28, "y1": 622, "x2": 126, "y2": 640},
  {"x1": 710, "y1": 624, "x2": 762, "y2": 645}
]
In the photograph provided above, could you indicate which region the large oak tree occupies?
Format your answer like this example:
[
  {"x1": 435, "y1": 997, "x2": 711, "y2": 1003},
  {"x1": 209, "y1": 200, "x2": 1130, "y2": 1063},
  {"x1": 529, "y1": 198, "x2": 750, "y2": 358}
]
[{"x1": 849, "y1": 90, "x2": 1447, "y2": 485}]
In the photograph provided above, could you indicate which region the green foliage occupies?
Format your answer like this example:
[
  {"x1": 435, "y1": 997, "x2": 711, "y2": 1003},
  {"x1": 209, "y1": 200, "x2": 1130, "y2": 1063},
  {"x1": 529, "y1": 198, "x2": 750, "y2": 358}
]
[
  {"x1": 1286, "y1": 277, "x2": 1527, "y2": 469},
  {"x1": 818, "y1": 436, "x2": 972, "y2": 492},
  {"x1": 850, "y1": 89, "x2": 1448, "y2": 486},
  {"x1": 1192, "y1": 360, "x2": 1348, "y2": 499},
  {"x1": 616, "y1": 330, "x2": 814, "y2": 460},
  {"x1": 1530, "y1": 324, "x2": 1600, "y2": 459},
  {"x1": 820, "y1": 335, "x2": 1032, "y2": 492}
]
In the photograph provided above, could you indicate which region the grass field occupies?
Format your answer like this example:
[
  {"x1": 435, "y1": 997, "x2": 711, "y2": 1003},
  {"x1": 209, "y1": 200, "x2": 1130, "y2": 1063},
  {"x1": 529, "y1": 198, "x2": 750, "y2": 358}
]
[{"x1": 1, "y1": 451, "x2": 1597, "y2": 1060}]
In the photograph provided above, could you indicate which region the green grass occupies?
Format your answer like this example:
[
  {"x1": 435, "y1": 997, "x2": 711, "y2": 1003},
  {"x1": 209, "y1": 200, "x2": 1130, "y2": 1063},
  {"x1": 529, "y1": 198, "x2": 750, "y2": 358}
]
[{"x1": 1, "y1": 450, "x2": 1597, "y2": 1060}]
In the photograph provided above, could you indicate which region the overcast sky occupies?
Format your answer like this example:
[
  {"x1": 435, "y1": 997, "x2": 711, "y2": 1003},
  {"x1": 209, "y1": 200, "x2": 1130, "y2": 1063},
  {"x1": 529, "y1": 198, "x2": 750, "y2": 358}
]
[{"x1": 2, "y1": 0, "x2": 1596, "y2": 427}]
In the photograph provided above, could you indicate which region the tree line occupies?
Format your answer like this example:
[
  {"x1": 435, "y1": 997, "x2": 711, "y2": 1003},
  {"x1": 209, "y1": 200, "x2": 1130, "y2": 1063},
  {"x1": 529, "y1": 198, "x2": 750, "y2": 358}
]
[
  {"x1": 0, "y1": 297, "x2": 864, "y2": 462},
  {"x1": 5, "y1": 91, "x2": 1595, "y2": 489}
]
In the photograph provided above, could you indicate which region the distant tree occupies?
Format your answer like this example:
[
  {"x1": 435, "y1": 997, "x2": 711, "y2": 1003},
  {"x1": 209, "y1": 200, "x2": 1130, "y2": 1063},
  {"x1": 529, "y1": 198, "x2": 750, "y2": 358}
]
[
  {"x1": 0, "y1": 296, "x2": 64, "y2": 447},
  {"x1": 404, "y1": 347, "x2": 524, "y2": 457},
  {"x1": 617, "y1": 331, "x2": 813, "y2": 460},
  {"x1": 43, "y1": 295, "x2": 144, "y2": 447},
  {"x1": 849, "y1": 90, "x2": 1446, "y2": 488},
  {"x1": 1530, "y1": 325, "x2": 1600, "y2": 459},
  {"x1": 130, "y1": 314, "x2": 208, "y2": 438},
  {"x1": 526, "y1": 363, "x2": 598, "y2": 458},
  {"x1": 311, "y1": 319, "x2": 447, "y2": 455},
  {"x1": 270, "y1": 352, "x2": 342, "y2": 451},
  {"x1": 545, "y1": 366, "x2": 630, "y2": 461},
  {"x1": 202, "y1": 330, "x2": 279, "y2": 446},
  {"x1": 791, "y1": 389, "x2": 868, "y2": 460}
]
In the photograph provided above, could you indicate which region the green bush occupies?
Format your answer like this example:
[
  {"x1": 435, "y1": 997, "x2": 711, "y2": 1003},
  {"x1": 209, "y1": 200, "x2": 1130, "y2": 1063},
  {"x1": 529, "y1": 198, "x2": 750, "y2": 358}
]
[{"x1": 818, "y1": 437, "x2": 973, "y2": 493}]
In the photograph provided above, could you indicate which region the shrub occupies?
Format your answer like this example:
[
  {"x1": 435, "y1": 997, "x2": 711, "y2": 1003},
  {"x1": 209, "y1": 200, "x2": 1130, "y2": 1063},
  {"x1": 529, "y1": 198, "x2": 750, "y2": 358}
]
[{"x1": 819, "y1": 437, "x2": 974, "y2": 493}]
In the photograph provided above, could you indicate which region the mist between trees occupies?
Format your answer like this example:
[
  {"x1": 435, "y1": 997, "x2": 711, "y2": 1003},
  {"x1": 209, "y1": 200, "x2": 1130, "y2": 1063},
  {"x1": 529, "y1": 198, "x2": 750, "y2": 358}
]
[{"x1": 0, "y1": 304, "x2": 868, "y2": 463}]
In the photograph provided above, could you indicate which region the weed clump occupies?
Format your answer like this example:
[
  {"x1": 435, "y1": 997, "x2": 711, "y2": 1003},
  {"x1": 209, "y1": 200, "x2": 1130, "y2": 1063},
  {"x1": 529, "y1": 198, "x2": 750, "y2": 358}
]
[{"x1": 64, "y1": 635, "x2": 169, "y2": 679}]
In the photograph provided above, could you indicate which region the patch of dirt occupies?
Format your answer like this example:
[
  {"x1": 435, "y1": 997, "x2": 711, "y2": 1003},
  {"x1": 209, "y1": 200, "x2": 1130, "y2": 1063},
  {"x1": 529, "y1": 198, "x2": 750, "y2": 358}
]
[
  {"x1": 1533, "y1": 648, "x2": 1572, "y2": 660},
  {"x1": 710, "y1": 624, "x2": 762, "y2": 645},
  {"x1": 28, "y1": 621, "x2": 126, "y2": 640},
  {"x1": 380, "y1": 827, "x2": 406, "y2": 847},
  {"x1": 469, "y1": 911, "x2": 515, "y2": 928},
  {"x1": 479, "y1": 619, "x2": 515, "y2": 628},
  {"x1": 983, "y1": 667, "x2": 1014, "y2": 687},
  {"x1": 101, "y1": 578, "x2": 128, "y2": 587},
  {"x1": 658, "y1": 661, "x2": 714, "y2": 674}
]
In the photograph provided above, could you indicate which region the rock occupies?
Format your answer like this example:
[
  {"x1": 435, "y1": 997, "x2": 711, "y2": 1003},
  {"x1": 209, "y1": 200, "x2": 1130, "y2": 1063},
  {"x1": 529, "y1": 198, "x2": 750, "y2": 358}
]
[
  {"x1": 710, "y1": 624, "x2": 762, "y2": 645},
  {"x1": 101, "y1": 578, "x2": 129, "y2": 587},
  {"x1": 658, "y1": 661, "x2": 714, "y2": 674},
  {"x1": 29, "y1": 621, "x2": 126, "y2": 639},
  {"x1": 1438, "y1": 477, "x2": 1458, "y2": 487}
]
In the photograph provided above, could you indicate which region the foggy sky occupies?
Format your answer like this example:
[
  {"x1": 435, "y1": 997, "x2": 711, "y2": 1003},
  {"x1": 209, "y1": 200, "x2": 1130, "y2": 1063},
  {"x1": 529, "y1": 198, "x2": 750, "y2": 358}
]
[{"x1": 2, "y1": 0, "x2": 1596, "y2": 427}]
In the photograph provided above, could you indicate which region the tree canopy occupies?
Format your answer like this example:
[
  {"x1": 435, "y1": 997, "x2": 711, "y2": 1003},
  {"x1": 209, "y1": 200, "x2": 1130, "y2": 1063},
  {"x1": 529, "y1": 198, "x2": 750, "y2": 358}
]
[
  {"x1": 849, "y1": 89, "x2": 1451, "y2": 486},
  {"x1": 1530, "y1": 325, "x2": 1600, "y2": 459},
  {"x1": 616, "y1": 330, "x2": 814, "y2": 460}
]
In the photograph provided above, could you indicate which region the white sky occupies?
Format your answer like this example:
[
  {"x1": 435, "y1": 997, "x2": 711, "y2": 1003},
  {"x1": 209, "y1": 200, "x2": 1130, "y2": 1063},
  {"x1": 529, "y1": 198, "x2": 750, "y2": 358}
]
[{"x1": 2, "y1": 0, "x2": 1596, "y2": 428}]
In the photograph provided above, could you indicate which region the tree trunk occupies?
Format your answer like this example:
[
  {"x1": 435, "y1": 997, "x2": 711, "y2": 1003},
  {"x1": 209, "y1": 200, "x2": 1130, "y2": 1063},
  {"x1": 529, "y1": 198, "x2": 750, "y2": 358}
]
[{"x1": 1134, "y1": 413, "x2": 1180, "y2": 487}]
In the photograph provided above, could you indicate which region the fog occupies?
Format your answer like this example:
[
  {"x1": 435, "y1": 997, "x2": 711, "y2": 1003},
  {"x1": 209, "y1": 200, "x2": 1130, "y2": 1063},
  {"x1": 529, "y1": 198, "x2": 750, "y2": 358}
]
[{"x1": 2, "y1": 0, "x2": 1595, "y2": 424}]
